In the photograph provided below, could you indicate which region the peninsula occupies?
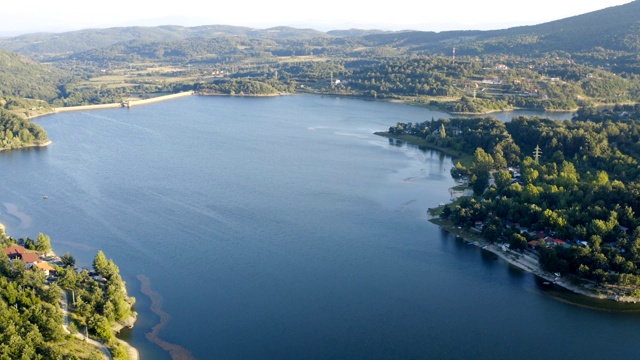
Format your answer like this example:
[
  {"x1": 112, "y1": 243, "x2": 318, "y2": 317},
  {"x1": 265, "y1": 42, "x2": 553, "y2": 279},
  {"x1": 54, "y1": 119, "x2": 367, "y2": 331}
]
[{"x1": 380, "y1": 106, "x2": 640, "y2": 302}]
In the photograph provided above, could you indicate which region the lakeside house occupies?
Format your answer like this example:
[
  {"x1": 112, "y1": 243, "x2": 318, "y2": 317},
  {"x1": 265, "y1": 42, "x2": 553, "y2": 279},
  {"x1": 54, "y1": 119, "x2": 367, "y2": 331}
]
[
  {"x1": 22, "y1": 252, "x2": 40, "y2": 267},
  {"x1": 33, "y1": 261, "x2": 56, "y2": 276},
  {"x1": 3, "y1": 244, "x2": 56, "y2": 274},
  {"x1": 4, "y1": 244, "x2": 26, "y2": 260}
]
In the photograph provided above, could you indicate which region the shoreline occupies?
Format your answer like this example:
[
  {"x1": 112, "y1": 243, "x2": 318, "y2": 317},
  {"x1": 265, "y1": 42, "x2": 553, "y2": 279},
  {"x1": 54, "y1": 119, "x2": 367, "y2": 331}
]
[
  {"x1": 195, "y1": 91, "x2": 284, "y2": 97},
  {"x1": 24, "y1": 91, "x2": 580, "y2": 121},
  {"x1": 114, "y1": 317, "x2": 140, "y2": 360},
  {"x1": 28, "y1": 91, "x2": 195, "y2": 119},
  {"x1": 0, "y1": 139, "x2": 52, "y2": 152},
  {"x1": 374, "y1": 131, "x2": 473, "y2": 167},
  {"x1": 430, "y1": 217, "x2": 640, "y2": 303}
]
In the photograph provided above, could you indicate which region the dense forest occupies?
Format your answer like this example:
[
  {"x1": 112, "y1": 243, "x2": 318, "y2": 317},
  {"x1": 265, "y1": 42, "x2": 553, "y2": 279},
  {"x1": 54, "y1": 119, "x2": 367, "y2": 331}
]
[
  {"x1": 383, "y1": 104, "x2": 640, "y2": 293},
  {"x1": 0, "y1": 50, "x2": 64, "y2": 100}
]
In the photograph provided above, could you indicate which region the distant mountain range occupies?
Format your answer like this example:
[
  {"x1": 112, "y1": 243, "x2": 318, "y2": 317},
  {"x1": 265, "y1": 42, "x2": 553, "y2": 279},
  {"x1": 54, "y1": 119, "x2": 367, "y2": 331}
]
[{"x1": 0, "y1": 1, "x2": 638, "y2": 59}]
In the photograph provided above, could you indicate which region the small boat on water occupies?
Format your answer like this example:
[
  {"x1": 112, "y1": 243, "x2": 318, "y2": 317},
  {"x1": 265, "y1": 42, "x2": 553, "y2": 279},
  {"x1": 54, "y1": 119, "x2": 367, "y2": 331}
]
[{"x1": 43, "y1": 195, "x2": 49, "y2": 199}]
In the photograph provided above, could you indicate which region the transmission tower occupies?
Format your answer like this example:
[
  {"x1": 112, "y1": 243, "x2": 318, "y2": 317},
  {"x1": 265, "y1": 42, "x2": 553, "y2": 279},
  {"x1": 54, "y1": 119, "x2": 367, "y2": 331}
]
[{"x1": 533, "y1": 144, "x2": 542, "y2": 163}]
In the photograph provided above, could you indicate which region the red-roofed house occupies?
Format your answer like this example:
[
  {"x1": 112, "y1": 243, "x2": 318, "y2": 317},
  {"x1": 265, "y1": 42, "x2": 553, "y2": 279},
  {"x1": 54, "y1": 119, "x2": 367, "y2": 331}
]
[
  {"x1": 21, "y1": 252, "x2": 40, "y2": 267},
  {"x1": 4, "y1": 245, "x2": 26, "y2": 260}
]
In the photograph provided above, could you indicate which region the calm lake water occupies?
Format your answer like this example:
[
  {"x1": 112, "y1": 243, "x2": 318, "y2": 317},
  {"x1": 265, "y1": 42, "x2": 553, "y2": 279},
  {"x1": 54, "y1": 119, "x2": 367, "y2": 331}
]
[{"x1": 1, "y1": 95, "x2": 638, "y2": 359}]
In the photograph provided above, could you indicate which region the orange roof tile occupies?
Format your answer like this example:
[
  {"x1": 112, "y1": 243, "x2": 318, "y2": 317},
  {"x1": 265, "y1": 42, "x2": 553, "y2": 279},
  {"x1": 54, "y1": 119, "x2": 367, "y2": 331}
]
[{"x1": 34, "y1": 262, "x2": 55, "y2": 272}]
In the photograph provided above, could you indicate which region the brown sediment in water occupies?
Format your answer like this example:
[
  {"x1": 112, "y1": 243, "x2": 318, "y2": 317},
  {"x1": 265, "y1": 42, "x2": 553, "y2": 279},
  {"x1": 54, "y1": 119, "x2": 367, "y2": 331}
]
[{"x1": 137, "y1": 274, "x2": 195, "y2": 360}]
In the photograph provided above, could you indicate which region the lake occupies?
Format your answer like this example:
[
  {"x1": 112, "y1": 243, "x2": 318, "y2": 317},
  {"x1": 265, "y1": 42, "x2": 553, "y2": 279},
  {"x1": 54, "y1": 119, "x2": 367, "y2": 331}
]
[{"x1": 1, "y1": 95, "x2": 638, "y2": 359}]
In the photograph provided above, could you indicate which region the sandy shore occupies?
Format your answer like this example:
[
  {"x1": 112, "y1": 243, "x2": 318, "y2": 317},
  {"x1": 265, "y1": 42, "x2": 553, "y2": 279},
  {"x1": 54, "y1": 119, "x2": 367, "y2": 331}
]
[{"x1": 430, "y1": 218, "x2": 640, "y2": 303}]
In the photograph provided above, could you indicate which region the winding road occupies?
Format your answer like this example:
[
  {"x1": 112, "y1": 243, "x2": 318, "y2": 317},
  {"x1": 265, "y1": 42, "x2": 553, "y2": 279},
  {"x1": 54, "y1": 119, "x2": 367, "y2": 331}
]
[{"x1": 61, "y1": 290, "x2": 113, "y2": 360}]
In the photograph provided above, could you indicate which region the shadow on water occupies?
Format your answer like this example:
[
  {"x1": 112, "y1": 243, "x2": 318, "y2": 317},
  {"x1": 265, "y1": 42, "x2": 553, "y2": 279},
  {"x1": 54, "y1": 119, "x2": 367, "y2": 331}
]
[
  {"x1": 480, "y1": 248, "x2": 499, "y2": 265},
  {"x1": 0, "y1": 145, "x2": 49, "y2": 157}
]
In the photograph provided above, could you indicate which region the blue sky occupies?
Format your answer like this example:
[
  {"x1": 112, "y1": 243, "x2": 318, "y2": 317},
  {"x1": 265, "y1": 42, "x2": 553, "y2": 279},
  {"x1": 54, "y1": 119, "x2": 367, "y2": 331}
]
[{"x1": 0, "y1": 0, "x2": 633, "y2": 36}]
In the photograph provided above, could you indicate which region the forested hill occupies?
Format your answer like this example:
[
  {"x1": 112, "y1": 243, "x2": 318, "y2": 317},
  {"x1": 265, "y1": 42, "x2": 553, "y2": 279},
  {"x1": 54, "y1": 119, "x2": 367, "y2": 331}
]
[
  {"x1": 362, "y1": 1, "x2": 640, "y2": 54},
  {"x1": 462, "y1": 0, "x2": 640, "y2": 54},
  {"x1": 0, "y1": 25, "x2": 329, "y2": 60},
  {"x1": 2, "y1": 1, "x2": 640, "y2": 60},
  {"x1": 0, "y1": 50, "x2": 64, "y2": 100}
]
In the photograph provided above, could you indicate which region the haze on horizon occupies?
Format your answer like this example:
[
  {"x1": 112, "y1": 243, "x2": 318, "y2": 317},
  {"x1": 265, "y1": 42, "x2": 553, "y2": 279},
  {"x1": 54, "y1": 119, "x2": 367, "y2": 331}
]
[{"x1": 0, "y1": 0, "x2": 634, "y2": 36}]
